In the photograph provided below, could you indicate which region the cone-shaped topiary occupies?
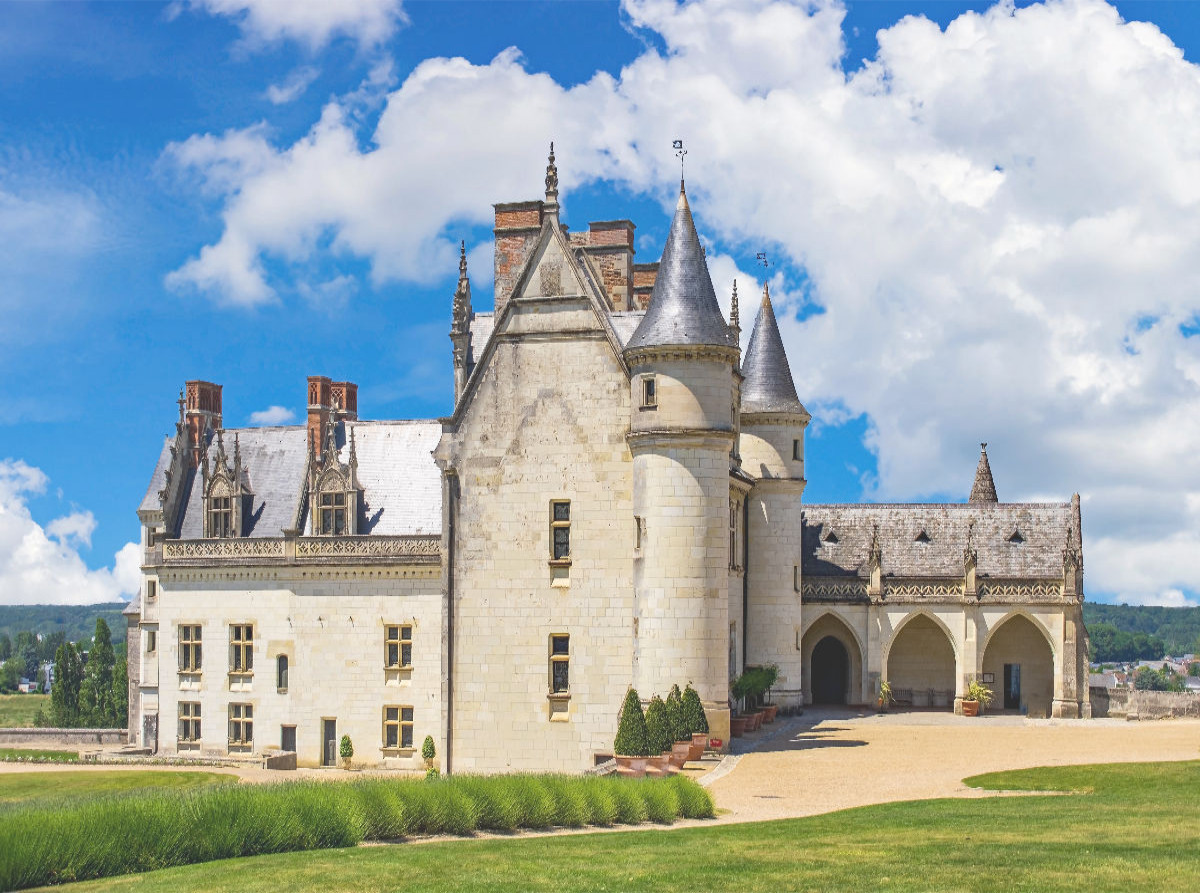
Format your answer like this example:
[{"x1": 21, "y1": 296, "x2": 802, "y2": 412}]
[
  {"x1": 682, "y1": 683, "x2": 709, "y2": 734},
  {"x1": 614, "y1": 688, "x2": 650, "y2": 757},
  {"x1": 667, "y1": 684, "x2": 689, "y2": 742},
  {"x1": 644, "y1": 695, "x2": 673, "y2": 755}
]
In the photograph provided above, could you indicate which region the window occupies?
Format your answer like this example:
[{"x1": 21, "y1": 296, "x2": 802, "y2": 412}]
[
  {"x1": 550, "y1": 634, "x2": 570, "y2": 695},
  {"x1": 794, "y1": 565, "x2": 801, "y2": 592},
  {"x1": 229, "y1": 624, "x2": 253, "y2": 676},
  {"x1": 179, "y1": 625, "x2": 202, "y2": 672},
  {"x1": 146, "y1": 530, "x2": 156, "y2": 549},
  {"x1": 641, "y1": 376, "x2": 657, "y2": 408},
  {"x1": 383, "y1": 705, "x2": 413, "y2": 749},
  {"x1": 319, "y1": 491, "x2": 347, "y2": 535},
  {"x1": 179, "y1": 702, "x2": 201, "y2": 742},
  {"x1": 635, "y1": 516, "x2": 645, "y2": 552},
  {"x1": 276, "y1": 655, "x2": 288, "y2": 692},
  {"x1": 550, "y1": 500, "x2": 570, "y2": 561},
  {"x1": 146, "y1": 580, "x2": 157, "y2": 600},
  {"x1": 146, "y1": 630, "x2": 157, "y2": 655},
  {"x1": 228, "y1": 703, "x2": 253, "y2": 746},
  {"x1": 209, "y1": 495, "x2": 233, "y2": 538},
  {"x1": 386, "y1": 625, "x2": 413, "y2": 668},
  {"x1": 792, "y1": 439, "x2": 801, "y2": 461},
  {"x1": 729, "y1": 503, "x2": 738, "y2": 569}
]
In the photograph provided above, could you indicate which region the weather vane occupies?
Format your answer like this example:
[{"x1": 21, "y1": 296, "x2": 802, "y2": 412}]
[
  {"x1": 673, "y1": 139, "x2": 686, "y2": 180},
  {"x1": 756, "y1": 252, "x2": 769, "y2": 267}
]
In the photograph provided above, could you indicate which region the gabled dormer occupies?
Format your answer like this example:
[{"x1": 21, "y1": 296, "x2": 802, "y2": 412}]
[
  {"x1": 308, "y1": 414, "x2": 362, "y2": 536},
  {"x1": 202, "y1": 429, "x2": 250, "y2": 538}
]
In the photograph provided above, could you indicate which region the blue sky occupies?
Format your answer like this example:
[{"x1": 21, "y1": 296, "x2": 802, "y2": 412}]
[{"x1": 1, "y1": 0, "x2": 1198, "y2": 606}]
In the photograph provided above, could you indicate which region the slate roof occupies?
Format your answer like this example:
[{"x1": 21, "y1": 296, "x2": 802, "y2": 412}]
[
  {"x1": 168, "y1": 421, "x2": 441, "y2": 539},
  {"x1": 624, "y1": 185, "x2": 736, "y2": 351},
  {"x1": 969, "y1": 445, "x2": 999, "y2": 503},
  {"x1": 139, "y1": 438, "x2": 173, "y2": 514},
  {"x1": 609, "y1": 310, "x2": 647, "y2": 348},
  {"x1": 468, "y1": 312, "x2": 495, "y2": 367},
  {"x1": 801, "y1": 502, "x2": 1073, "y2": 579},
  {"x1": 741, "y1": 288, "x2": 807, "y2": 416}
]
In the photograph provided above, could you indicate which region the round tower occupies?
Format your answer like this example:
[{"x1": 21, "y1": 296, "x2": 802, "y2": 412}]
[
  {"x1": 623, "y1": 182, "x2": 739, "y2": 744},
  {"x1": 739, "y1": 284, "x2": 810, "y2": 709}
]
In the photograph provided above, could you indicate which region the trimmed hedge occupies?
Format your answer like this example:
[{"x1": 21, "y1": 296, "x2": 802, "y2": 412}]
[{"x1": 0, "y1": 773, "x2": 713, "y2": 890}]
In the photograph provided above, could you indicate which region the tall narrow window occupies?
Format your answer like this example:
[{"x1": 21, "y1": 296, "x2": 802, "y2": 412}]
[
  {"x1": 276, "y1": 655, "x2": 289, "y2": 692},
  {"x1": 635, "y1": 516, "x2": 645, "y2": 552},
  {"x1": 550, "y1": 501, "x2": 571, "y2": 560},
  {"x1": 729, "y1": 503, "x2": 738, "y2": 569},
  {"x1": 208, "y1": 496, "x2": 232, "y2": 537},
  {"x1": 146, "y1": 580, "x2": 157, "y2": 600},
  {"x1": 319, "y1": 491, "x2": 347, "y2": 535},
  {"x1": 178, "y1": 702, "x2": 201, "y2": 743},
  {"x1": 229, "y1": 624, "x2": 254, "y2": 676},
  {"x1": 228, "y1": 703, "x2": 253, "y2": 746},
  {"x1": 385, "y1": 625, "x2": 413, "y2": 668},
  {"x1": 550, "y1": 634, "x2": 570, "y2": 694},
  {"x1": 383, "y1": 706, "x2": 414, "y2": 749},
  {"x1": 179, "y1": 625, "x2": 202, "y2": 672},
  {"x1": 792, "y1": 439, "x2": 801, "y2": 461},
  {"x1": 146, "y1": 630, "x2": 157, "y2": 655},
  {"x1": 641, "y1": 376, "x2": 657, "y2": 408}
]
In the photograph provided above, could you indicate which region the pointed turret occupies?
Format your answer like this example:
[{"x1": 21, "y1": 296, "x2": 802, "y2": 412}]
[
  {"x1": 741, "y1": 284, "x2": 807, "y2": 415},
  {"x1": 624, "y1": 183, "x2": 736, "y2": 351},
  {"x1": 969, "y1": 443, "x2": 998, "y2": 503}
]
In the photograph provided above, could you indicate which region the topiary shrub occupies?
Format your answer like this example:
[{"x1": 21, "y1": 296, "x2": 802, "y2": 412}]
[
  {"x1": 421, "y1": 735, "x2": 436, "y2": 770},
  {"x1": 339, "y1": 735, "x2": 354, "y2": 769},
  {"x1": 644, "y1": 695, "x2": 673, "y2": 755},
  {"x1": 666, "y1": 684, "x2": 689, "y2": 742},
  {"x1": 682, "y1": 683, "x2": 708, "y2": 735},
  {"x1": 614, "y1": 688, "x2": 649, "y2": 757}
]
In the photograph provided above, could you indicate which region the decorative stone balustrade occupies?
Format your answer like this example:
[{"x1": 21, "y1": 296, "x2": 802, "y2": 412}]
[{"x1": 162, "y1": 535, "x2": 440, "y2": 566}]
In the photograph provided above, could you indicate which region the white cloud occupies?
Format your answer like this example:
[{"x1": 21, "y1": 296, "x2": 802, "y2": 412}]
[
  {"x1": 181, "y1": 0, "x2": 406, "y2": 50},
  {"x1": 166, "y1": 0, "x2": 1200, "y2": 604},
  {"x1": 0, "y1": 459, "x2": 137, "y2": 605},
  {"x1": 265, "y1": 66, "x2": 320, "y2": 104},
  {"x1": 248, "y1": 405, "x2": 296, "y2": 425}
]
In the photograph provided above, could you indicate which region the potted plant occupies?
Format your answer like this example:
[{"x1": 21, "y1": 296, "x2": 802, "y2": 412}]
[
  {"x1": 613, "y1": 688, "x2": 650, "y2": 776},
  {"x1": 682, "y1": 683, "x2": 709, "y2": 759},
  {"x1": 735, "y1": 669, "x2": 767, "y2": 730},
  {"x1": 422, "y1": 734, "x2": 437, "y2": 774},
  {"x1": 339, "y1": 734, "x2": 354, "y2": 770},
  {"x1": 962, "y1": 679, "x2": 993, "y2": 717},
  {"x1": 644, "y1": 695, "x2": 674, "y2": 774},
  {"x1": 877, "y1": 679, "x2": 893, "y2": 713},
  {"x1": 761, "y1": 665, "x2": 780, "y2": 722},
  {"x1": 666, "y1": 685, "x2": 692, "y2": 767}
]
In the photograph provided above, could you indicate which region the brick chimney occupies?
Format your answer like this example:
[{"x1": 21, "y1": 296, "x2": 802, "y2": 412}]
[
  {"x1": 581, "y1": 220, "x2": 635, "y2": 310},
  {"x1": 632, "y1": 262, "x2": 659, "y2": 310},
  {"x1": 307, "y1": 376, "x2": 333, "y2": 456},
  {"x1": 184, "y1": 380, "x2": 222, "y2": 468},
  {"x1": 331, "y1": 381, "x2": 358, "y2": 421},
  {"x1": 493, "y1": 200, "x2": 545, "y2": 315}
]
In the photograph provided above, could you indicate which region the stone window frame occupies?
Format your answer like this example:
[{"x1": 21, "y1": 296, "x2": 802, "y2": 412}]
[
  {"x1": 385, "y1": 624, "x2": 413, "y2": 669},
  {"x1": 178, "y1": 701, "x2": 201, "y2": 745},
  {"x1": 792, "y1": 439, "x2": 802, "y2": 461},
  {"x1": 549, "y1": 633, "x2": 570, "y2": 696},
  {"x1": 207, "y1": 490, "x2": 233, "y2": 538},
  {"x1": 634, "y1": 516, "x2": 645, "y2": 553},
  {"x1": 145, "y1": 628, "x2": 157, "y2": 655},
  {"x1": 229, "y1": 624, "x2": 254, "y2": 679},
  {"x1": 178, "y1": 624, "x2": 202, "y2": 673},
  {"x1": 276, "y1": 654, "x2": 289, "y2": 693},
  {"x1": 228, "y1": 703, "x2": 253, "y2": 750},
  {"x1": 640, "y1": 375, "x2": 658, "y2": 410},
  {"x1": 549, "y1": 500, "x2": 571, "y2": 563},
  {"x1": 382, "y1": 705, "x2": 414, "y2": 752},
  {"x1": 146, "y1": 579, "x2": 157, "y2": 601},
  {"x1": 728, "y1": 497, "x2": 743, "y2": 571}
]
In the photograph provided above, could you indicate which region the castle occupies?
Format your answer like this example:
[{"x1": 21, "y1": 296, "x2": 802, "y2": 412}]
[{"x1": 127, "y1": 148, "x2": 1090, "y2": 772}]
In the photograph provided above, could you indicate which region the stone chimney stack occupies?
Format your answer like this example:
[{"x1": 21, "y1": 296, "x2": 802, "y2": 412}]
[
  {"x1": 184, "y1": 380, "x2": 222, "y2": 469},
  {"x1": 331, "y1": 381, "x2": 358, "y2": 421},
  {"x1": 307, "y1": 376, "x2": 333, "y2": 456},
  {"x1": 493, "y1": 200, "x2": 544, "y2": 316},
  {"x1": 582, "y1": 220, "x2": 635, "y2": 310}
]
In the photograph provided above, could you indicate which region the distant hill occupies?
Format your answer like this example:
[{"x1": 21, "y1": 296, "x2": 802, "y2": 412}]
[
  {"x1": 1083, "y1": 603, "x2": 1200, "y2": 656},
  {"x1": 0, "y1": 603, "x2": 129, "y2": 645}
]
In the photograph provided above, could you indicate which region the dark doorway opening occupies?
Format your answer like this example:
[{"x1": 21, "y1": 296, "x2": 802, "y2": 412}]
[
  {"x1": 1004, "y1": 664, "x2": 1021, "y2": 710},
  {"x1": 322, "y1": 719, "x2": 337, "y2": 766},
  {"x1": 811, "y1": 636, "x2": 850, "y2": 704},
  {"x1": 281, "y1": 725, "x2": 296, "y2": 753}
]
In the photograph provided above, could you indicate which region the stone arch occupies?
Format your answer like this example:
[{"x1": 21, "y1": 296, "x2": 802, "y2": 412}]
[
  {"x1": 883, "y1": 611, "x2": 957, "y2": 710},
  {"x1": 981, "y1": 613, "x2": 1056, "y2": 717},
  {"x1": 800, "y1": 611, "x2": 864, "y2": 706}
]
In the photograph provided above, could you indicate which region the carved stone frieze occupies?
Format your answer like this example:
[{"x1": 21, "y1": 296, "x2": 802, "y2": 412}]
[
  {"x1": 803, "y1": 579, "x2": 869, "y2": 602},
  {"x1": 164, "y1": 539, "x2": 284, "y2": 560},
  {"x1": 882, "y1": 581, "x2": 963, "y2": 600},
  {"x1": 978, "y1": 580, "x2": 1063, "y2": 600},
  {"x1": 295, "y1": 535, "x2": 440, "y2": 559},
  {"x1": 162, "y1": 535, "x2": 440, "y2": 566}
]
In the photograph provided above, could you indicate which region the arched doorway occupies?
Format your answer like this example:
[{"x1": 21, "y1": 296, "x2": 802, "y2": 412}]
[
  {"x1": 982, "y1": 615, "x2": 1055, "y2": 716},
  {"x1": 801, "y1": 613, "x2": 864, "y2": 706},
  {"x1": 811, "y1": 636, "x2": 849, "y2": 704},
  {"x1": 885, "y1": 614, "x2": 956, "y2": 709}
]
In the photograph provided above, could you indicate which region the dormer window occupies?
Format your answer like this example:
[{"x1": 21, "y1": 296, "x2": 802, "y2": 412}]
[
  {"x1": 209, "y1": 494, "x2": 232, "y2": 538},
  {"x1": 308, "y1": 421, "x2": 361, "y2": 536},
  {"x1": 202, "y1": 430, "x2": 247, "y2": 539},
  {"x1": 915, "y1": 529, "x2": 931, "y2": 543},
  {"x1": 822, "y1": 530, "x2": 838, "y2": 544},
  {"x1": 1008, "y1": 529, "x2": 1025, "y2": 544},
  {"x1": 319, "y1": 491, "x2": 347, "y2": 535}
]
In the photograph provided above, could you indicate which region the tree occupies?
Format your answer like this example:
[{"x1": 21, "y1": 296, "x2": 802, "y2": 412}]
[
  {"x1": 0, "y1": 657, "x2": 20, "y2": 693},
  {"x1": 666, "y1": 684, "x2": 689, "y2": 742},
  {"x1": 0, "y1": 632, "x2": 11, "y2": 662},
  {"x1": 1189, "y1": 662, "x2": 1200, "y2": 678},
  {"x1": 613, "y1": 688, "x2": 649, "y2": 757},
  {"x1": 50, "y1": 643, "x2": 84, "y2": 727},
  {"x1": 79, "y1": 618, "x2": 115, "y2": 725},
  {"x1": 682, "y1": 683, "x2": 709, "y2": 735},
  {"x1": 644, "y1": 695, "x2": 673, "y2": 755},
  {"x1": 110, "y1": 655, "x2": 128, "y2": 728}
]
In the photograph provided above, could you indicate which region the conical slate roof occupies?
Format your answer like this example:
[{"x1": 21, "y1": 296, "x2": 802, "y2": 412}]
[
  {"x1": 741, "y1": 285, "x2": 807, "y2": 415},
  {"x1": 624, "y1": 184, "x2": 736, "y2": 351},
  {"x1": 969, "y1": 444, "x2": 998, "y2": 503}
]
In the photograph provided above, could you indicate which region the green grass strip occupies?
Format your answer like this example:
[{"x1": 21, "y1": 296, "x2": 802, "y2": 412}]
[
  {"x1": 0, "y1": 748, "x2": 79, "y2": 763},
  {"x1": 0, "y1": 773, "x2": 712, "y2": 890}
]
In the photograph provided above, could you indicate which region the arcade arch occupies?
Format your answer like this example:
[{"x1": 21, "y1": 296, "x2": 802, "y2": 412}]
[
  {"x1": 981, "y1": 613, "x2": 1055, "y2": 716},
  {"x1": 801, "y1": 612, "x2": 864, "y2": 706},
  {"x1": 884, "y1": 613, "x2": 957, "y2": 710}
]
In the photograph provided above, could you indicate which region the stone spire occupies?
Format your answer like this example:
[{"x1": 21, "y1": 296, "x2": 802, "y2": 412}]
[
  {"x1": 624, "y1": 182, "x2": 737, "y2": 351},
  {"x1": 740, "y1": 283, "x2": 807, "y2": 415},
  {"x1": 544, "y1": 141, "x2": 559, "y2": 218},
  {"x1": 969, "y1": 443, "x2": 998, "y2": 503},
  {"x1": 730, "y1": 280, "x2": 740, "y2": 336},
  {"x1": 451, "y1": 240, "x2": 472, "y2": 334}
]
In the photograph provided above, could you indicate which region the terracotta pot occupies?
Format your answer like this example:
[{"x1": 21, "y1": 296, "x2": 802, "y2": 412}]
[
  {"x1": 671, "y1": 740, "x2": 691, "y2": 767},
  {"x1": 615, "y1": 755, "x2": 649, "y2": 777},
  {"x1": 962, "y1": 700, "x2": 980, "y2": 717},
  {"x1": 730, "y1": 716, "x2": 748, "y2": 737},
  {"x1": 689, "y1": 733, "x2": 707, "y2": 761},
  {"x1": 747, "y1": 711, "x2": 764, "y2": 732},
  {"x1": 763, "y1": 704, "x2": 778, "y2": 723},
  {"x1": 647, "y1": 753, "x2": 671, "y2": 775}
]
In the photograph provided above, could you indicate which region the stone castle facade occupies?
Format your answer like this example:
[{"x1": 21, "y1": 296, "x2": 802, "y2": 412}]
[{"x1": 127, "y1": 149, "x2": 1090, "y2": 772}]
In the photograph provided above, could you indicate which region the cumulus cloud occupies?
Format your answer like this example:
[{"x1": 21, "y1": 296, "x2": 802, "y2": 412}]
[
  {"x1": 165, "y1": 0, "x2": 1200, "y2": 603},
  {"x1": 265, "y1": 66, "x2": 320, "y2": 104},
  {"x1": 248, "y1": 405, "x2": 296, "y2": 425},
  {"x1": 180, "y1": 0, "x2": 406, "y2": 50},
  {"x1": 0, "y1": 460, "x2": 138, "y2": 605}
]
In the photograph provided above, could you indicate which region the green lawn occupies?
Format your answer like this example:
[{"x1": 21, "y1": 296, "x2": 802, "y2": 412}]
[
  {"x1": 39, "y1": 761, "x2": 1200, "y2": 893},
  {"x1": 0, "y1": 748, "x2": 78, "y2": 763},
  {"x1": 0, "y1": 770, "x2": 236, "y2": 806},
  {"x1": 0, "y1": 694, "x2": 49, "y2": 727}
]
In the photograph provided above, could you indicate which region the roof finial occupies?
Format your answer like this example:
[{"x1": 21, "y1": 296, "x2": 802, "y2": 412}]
[
  {"x1": 452, "y1": 239, "x2": 473, "y2": 334},
  {"x1": 673, "y1": 139, "x2": 687, "y2": 192},
  {"x1": 762, "y1": 281, "x2": 771, "y2": 308},
  {"x1": 969, "y1": 442, "x2": 998, "y2": 504},
  {"x1": 730, "y1": 280, "x2": 740, "y2": 334},
  {"x1": 545, "y1": 141, "x2": 558, "y2": 205},
  {"x1": 458, "y1": 239, "x2": 467, "y2": 278}
]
